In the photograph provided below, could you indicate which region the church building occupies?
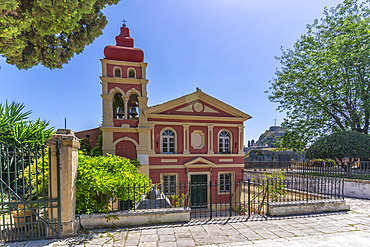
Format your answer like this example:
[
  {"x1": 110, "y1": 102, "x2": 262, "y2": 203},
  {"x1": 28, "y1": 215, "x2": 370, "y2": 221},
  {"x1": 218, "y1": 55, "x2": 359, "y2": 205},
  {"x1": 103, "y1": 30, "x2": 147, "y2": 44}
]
[{"x1": 76, "y1": 25, "x2": 251, "y2": 190}]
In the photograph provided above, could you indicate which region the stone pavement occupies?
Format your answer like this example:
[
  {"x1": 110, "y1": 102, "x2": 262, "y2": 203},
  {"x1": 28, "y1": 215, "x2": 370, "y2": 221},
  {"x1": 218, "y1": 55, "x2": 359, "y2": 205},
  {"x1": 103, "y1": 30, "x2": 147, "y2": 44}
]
[{"x1": 2, "y1": 198, "x2": 370, "y2": 247}]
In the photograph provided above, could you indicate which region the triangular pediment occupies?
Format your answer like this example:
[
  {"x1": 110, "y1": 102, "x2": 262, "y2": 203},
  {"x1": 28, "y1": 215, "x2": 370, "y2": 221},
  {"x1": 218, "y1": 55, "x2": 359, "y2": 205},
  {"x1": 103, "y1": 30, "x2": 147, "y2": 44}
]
[
  {"x1": 143, "y1": 89, "x2": 251, "y2": 121},
  {"x1": 184, "y1": 157, "x2": 215, "y2": 168}
]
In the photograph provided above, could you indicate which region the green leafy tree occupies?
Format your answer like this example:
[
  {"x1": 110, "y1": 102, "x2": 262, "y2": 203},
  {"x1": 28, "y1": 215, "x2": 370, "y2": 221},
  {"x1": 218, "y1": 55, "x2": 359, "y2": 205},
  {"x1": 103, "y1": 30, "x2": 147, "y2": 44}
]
[
  {"x1": 76, "y1": 153, "x2": 152, "y2": 214},
  {"x1": 1, "y1": 0, "x2": 120, "y2": 69},
  {"x1": 268, "y1": 0, "x2": 370, "y2": 151},
  {"x1": 305, "y1": 131, "x2": 370, "y2": 176}
]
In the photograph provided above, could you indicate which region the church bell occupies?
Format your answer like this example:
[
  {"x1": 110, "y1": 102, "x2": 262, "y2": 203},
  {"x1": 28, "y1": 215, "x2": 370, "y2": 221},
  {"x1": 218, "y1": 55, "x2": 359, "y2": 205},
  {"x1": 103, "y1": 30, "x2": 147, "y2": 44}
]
[
  {"x1": 117, "y1": 107, "x2": 125, "y2": 118},
  {"x1": 130, "y1": 105, "x2": 138, "y2": 118}
]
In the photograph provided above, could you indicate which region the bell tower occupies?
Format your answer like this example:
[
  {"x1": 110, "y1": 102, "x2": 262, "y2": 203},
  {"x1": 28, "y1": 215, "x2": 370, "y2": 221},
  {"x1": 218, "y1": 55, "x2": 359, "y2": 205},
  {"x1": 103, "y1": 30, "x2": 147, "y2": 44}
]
[{"x1": 100, "y1": 24, "x2": 150, "y2": 175}]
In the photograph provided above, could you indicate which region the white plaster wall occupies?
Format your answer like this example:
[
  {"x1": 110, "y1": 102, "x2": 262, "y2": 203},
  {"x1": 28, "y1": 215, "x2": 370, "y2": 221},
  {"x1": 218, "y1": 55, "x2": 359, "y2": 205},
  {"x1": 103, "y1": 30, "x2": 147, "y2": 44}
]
[{"x1": 344, "y1": 181, "x2": 370, "y2": 199}]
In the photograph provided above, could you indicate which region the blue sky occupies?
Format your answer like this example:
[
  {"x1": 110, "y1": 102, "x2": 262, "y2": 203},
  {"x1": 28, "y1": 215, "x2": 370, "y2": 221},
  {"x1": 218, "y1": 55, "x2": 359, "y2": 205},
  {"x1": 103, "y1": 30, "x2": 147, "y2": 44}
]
[{"x1": 0, "y1": 0, "x2": 342, "y2": 145}]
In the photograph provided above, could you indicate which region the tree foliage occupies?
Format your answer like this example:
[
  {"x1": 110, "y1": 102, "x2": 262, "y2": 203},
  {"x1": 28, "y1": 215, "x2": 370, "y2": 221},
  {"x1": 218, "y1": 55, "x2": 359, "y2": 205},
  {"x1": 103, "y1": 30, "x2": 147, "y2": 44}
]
[
  {"x1": 76, "y1": 153, "x2": 152, "y2": 214},
  {"x1": 0, "y1": 0, "x2": 119, "y2": 69},
  {"x1": 305, "y1": 131, "x2": 370, "y2": 160},
  {"x1": 268, "y1": 0, "x2": 370, "y2": 151},
  {"x1": 0, "y1": 101, "x2": 53, "y2": 145}
]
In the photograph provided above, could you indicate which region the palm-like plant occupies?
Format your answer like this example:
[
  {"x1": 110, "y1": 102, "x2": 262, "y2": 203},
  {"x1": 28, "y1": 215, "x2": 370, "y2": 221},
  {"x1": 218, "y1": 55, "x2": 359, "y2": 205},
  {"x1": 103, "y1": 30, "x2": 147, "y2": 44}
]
[
  {"x1": 0, "y1": 101, "x2": 54, "y2": 191},
  {"x1": 0, "y1": 101, "x2": 53, "y2": 145}
]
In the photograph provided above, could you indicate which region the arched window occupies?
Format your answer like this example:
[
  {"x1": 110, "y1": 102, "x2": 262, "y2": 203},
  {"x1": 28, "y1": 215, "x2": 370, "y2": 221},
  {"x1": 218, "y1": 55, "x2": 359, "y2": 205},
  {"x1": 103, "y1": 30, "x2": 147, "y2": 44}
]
[
  {"x1": 162, "y1": 130, "x2": 175, "y2": 154},
  {"x1": 219, "y1": 131, "x2": 230, "y2": 154},
  {"x1": 114, "y1": 67, "x2": 121, "y2": 77},
  {"x1": 128, "y1": 68, "x2": 136, "y2": 78},
  {"x1": 113, "y1": 93, "x2": 124, "y2": 119},
  {"x1": 128, "y1": 93, "x2": 139, "y2": 119}
]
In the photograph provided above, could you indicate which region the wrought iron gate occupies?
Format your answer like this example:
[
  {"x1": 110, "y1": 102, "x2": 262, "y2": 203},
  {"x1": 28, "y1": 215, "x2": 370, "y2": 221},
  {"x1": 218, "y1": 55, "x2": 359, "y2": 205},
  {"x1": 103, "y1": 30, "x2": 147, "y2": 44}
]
[{"x1": 0, "y1": 141, "x2": 61, "y2": 242}]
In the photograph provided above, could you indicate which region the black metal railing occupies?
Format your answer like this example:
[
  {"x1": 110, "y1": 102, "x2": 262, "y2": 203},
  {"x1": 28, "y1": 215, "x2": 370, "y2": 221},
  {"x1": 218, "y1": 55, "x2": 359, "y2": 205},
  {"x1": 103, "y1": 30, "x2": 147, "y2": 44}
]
[
  {"x1": 290, "y1": 160, "x2": 370, "y2": 180},
  {"x1": 79, "y1": 174, "x2": 344, "y2": 219}
]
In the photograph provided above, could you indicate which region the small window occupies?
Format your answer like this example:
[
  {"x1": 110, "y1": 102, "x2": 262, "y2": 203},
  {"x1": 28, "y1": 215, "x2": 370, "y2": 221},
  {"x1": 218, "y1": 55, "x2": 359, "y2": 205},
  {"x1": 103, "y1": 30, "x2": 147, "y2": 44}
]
[
  {"x1": 162, "y1": 175, "x2": 176, "y2": 195},
  {"x1": 128, "y1": 68, "x2": 136, "y2": 78},
  {"x1": 220, "y1": 173, "x2": 232, "y2": 192},
  {"x1": 162, "y1": 130, "x2": 175, "y2": 154},
  {"x1": 219, "y1": 131, "x2": 230, "y2": 154},
  {"x1": 114, "y1": 68, "x2": 121, "y2": 77}
]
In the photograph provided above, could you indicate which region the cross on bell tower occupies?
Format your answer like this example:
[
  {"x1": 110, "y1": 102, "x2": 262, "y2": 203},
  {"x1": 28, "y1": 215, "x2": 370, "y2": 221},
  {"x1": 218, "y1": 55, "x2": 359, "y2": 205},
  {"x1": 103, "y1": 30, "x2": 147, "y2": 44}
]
[{"x1": 122, "y1": 19, "x2": 127, "y2": 27}]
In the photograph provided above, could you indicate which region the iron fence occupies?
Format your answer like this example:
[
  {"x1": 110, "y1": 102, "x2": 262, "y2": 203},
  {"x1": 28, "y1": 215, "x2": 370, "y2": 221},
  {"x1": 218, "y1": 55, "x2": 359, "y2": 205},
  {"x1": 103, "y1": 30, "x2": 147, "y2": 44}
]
[
  {"x1": 0, "y1": 141, "x2": 61, "y2": 242},
  {"x1": 290, "y1": 160, "x2": 370, "y2": 180},
  {"x1": 79, "y1": 174, "x2": 344, "y2": 219}
]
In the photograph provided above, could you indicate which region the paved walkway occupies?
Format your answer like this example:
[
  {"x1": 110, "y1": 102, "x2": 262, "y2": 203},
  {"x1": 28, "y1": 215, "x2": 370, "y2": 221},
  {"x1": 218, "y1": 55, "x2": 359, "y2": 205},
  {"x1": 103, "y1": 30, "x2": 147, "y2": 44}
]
[{"x1": 2, "y1": 198, "x2": 370, "y2": 247}]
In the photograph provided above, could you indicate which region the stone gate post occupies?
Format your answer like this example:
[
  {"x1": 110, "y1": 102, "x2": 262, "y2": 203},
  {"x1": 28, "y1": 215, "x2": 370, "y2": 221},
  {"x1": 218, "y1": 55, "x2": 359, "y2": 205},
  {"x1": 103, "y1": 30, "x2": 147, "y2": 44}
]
[{"x1": 47, "y1": 129, "x2": 80, "y2": 237}]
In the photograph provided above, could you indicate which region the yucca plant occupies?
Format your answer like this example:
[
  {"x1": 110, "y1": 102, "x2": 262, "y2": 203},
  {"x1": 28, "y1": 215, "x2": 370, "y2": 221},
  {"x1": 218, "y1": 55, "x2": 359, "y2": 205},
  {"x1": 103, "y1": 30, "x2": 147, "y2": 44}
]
[{"x1": 0, "y1": 101, "x2": 54, "y2": 191}]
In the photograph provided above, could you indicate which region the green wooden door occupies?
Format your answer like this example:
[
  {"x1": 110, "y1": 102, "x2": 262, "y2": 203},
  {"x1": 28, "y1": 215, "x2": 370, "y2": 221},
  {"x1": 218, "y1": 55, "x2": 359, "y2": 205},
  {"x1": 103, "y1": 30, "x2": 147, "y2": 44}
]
[{"x1": 190, "y1": 175, "x2": 207, "y2": 208}]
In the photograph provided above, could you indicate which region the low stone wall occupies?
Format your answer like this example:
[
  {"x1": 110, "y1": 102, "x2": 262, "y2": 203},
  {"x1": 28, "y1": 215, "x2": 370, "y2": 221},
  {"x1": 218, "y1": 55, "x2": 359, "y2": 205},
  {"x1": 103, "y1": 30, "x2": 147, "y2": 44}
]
[
  {"x1": 267, "y1": 199, "x2": 349, "y2": 216},
  {"x1": 344, "y1": 179, "x2": 370, "y2": 199},
  {"x1": 78, "y1": 208, "x2": 191, "y2": 229}
]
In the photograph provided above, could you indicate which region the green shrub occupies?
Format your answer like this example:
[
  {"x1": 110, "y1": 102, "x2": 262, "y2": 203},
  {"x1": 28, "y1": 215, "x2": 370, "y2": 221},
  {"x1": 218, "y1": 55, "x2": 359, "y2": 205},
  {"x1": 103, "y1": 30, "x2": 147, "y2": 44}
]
[
  {"x1": 76, "y1": 153, "x2": 152, "y2": 214},
  {"x1": 20, "y1": 152, "x2": 49, "y2": 199}
]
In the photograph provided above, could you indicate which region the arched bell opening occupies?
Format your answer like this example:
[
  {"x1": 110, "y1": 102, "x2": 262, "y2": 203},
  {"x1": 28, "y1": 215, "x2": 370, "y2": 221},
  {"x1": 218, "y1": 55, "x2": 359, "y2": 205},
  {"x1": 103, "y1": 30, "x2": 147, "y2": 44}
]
[
  {"x1": 128, "y1": 93, "x2": 139, "y2": 120},
  {"x1": 113, "y1": 93, "x2": 125, "y2": 119}
]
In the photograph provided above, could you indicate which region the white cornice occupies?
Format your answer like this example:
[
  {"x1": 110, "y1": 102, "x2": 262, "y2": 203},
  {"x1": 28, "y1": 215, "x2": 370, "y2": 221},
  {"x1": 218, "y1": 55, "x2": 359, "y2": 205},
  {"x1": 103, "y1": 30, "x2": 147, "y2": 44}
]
[
  {"x1": 100, "y1": 76, "x2": 148, "y2": 85},
  {"x1": 100, "y1": 59, "x2": 147, "y2": 67}
]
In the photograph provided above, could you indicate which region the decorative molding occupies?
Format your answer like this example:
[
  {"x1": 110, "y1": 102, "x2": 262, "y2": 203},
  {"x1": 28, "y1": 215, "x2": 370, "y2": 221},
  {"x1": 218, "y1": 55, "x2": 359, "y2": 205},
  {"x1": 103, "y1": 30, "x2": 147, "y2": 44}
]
[
  {"x1": 101, "y1": 59, "x2": 146, "y2": 67},
  {"x1": 143, "y1": 89, "x2": 251, "y2": 120},
  {"x1": 109, "y1": 87, "x2": 126, "y2": 96},
  {"x1": 148, "y1": 121, "x2": 242, "y2": 127},
  {"x1": 191, "y1": 130, "x2": 205, "y2": 149},
  {"x1": 145, "y1": 114, "x2": 248, "y2": 122},
  {"x1": 204, "y1": 105, "x2": 219, "y2": 113},
  {"x1": 183, "y1": 157, "x2": 215, "y2": 168},
  {"x1": 176, "y1": 105, "x2": 193, "y2": 112},
  {"x1": 126, "y1": 88, "x2": 142, "y2": 97},
  {"x1": 113, "y1": 136, "x2": 139, "y2": 147},
  {"x1": 219, "y1": 158, "x2": 233, "y2": 162},
  {"x1": 161, "y1": 159, "x2": 178, "y2": 163},
  {"x1": 193, "y1": 102, "x2": 204, "y2": 112},
  {"x1": 100, "y1": 76, "x2": 148, "y2": 85},
  {"x1": 149, "y1": 164, "x2": 244, "y2": 169}
]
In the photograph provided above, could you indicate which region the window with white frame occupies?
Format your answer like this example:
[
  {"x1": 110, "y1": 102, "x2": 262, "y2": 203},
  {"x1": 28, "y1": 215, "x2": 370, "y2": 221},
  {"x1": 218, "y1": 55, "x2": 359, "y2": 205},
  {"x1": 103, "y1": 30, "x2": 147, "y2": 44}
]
[
  {"x1": 114, "y1": 68, "x2": 121, "y2": 77},
  {"x1": 219, "y1": 131, "x2": 230, "y2": 154},
  {"x1": 162, "y1": 174, "x2": 176, "y2": 195},
  {"x1": 128, "y1": 68, "x2": 136, "y2": 78},
  {"x1": 219, "y1": 173, "x2": 232, "y2": 192},
  {"x1": 162, "y1": 129, "x2": 175, "y2": 153}
]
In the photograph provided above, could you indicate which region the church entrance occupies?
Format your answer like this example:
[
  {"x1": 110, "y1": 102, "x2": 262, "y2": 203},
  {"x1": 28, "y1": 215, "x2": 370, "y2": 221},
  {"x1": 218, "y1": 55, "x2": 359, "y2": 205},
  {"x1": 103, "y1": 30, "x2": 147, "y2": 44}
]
[{"x1": 190, "y1": 174, "x2": 208, "y2": 208}]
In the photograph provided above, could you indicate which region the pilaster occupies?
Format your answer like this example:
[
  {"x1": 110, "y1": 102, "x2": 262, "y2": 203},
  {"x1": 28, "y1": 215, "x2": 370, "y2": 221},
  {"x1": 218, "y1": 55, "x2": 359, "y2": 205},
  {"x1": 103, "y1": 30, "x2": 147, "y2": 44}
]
[
  {"x1": 183, "y1": 124, "x2": 190, "y2": 155},
  {"x1": 238, "y1": 125, "x2": 244, "y2": 155},
  {"x1": 46, "y1": 129, "x2": 80, "y2": 237},
  {"x1": 136, "y1": 126, "x2": 150, "y2": 177},
  {"x1": 101, "y1": 94, "x2": 114, "y2": 126},
  {"x1": 207, "y1": 125, "x2": 214, "y2": 154},
  {"x1": 138, "y1": 96, "x2": 148, "y2": 123},
  {"x1": 101, "y1": 129, "x2": 115, "y2": 155}
]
